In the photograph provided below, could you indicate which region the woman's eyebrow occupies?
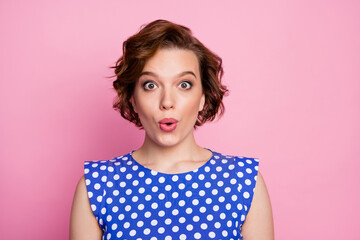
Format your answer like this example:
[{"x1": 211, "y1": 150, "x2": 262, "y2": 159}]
[
  {"x1": 177, "y1": 71, "x2": 197, "y2": 79},
  {"x1": 139, "y1": 71, "x2": 197, "y2": 79},
  {"x1": 139, "y1": 71, "x2": 157, "y2": 78}
]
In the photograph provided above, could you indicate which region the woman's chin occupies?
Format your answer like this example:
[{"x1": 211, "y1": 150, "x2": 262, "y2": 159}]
[{"x1": 156, "y1": 138, "x2": 179, "y2": 148}]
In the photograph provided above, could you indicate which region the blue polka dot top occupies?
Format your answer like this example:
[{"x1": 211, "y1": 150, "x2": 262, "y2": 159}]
[{"x1": 84, "y1": 149, "x2": 259, "y2": 240}]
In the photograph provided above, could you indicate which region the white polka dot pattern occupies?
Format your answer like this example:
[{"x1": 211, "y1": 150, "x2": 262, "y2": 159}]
[{"x1": 84, "y1": 149, "x2": 259, "y2": 240}]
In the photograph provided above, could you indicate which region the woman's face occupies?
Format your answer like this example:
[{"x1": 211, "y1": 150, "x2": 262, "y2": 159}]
[{"x1": 131, "y1": 48, "x2": 205, "y2": 147}]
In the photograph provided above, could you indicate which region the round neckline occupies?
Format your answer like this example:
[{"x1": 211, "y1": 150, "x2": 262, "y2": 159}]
[{"x1": 129, "y1": 148, "x2": 215, "y2": 176}]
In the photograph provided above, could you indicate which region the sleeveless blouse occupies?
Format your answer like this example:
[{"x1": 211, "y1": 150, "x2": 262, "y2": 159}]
[{"x1": 84, "y1": 149, "x2": 259, "y2": 240}]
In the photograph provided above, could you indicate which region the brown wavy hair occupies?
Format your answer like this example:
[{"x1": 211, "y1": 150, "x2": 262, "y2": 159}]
[{"x1": 112, "y1": 19, "x2": 229, "y2": 129}]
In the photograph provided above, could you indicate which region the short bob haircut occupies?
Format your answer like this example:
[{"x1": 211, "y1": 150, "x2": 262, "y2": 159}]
[{"x1": 112, "y1": 19, "x2": 228, "y2": 129}]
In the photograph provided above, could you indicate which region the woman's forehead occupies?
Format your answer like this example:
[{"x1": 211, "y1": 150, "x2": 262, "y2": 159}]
[{"x1": 141, "y1": 49, "x2": 200, "y2": 78}]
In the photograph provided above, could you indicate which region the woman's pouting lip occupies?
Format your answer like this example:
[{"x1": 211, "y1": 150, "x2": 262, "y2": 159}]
[{"x1": 158, "y1": 118, "x2": 178, "y2": 132}]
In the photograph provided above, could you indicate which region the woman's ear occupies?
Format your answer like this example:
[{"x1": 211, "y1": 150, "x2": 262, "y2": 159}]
[
  {"x1": 130, "y1": 96, "x2": 138, "y2": 113},
  {"x1": 199, "y1": 93, "x2": 205, "y2": 112}
]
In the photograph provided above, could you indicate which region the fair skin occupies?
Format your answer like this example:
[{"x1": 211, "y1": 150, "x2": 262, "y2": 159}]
[
  {"x1": 70, "y1": 48, "x2": 274, "y2": 239},
  {"x1": 129, "y1": 48, "x2": 210, "y2": 174}
]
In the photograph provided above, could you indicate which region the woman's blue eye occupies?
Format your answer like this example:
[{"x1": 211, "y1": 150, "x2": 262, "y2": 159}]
[
  {"x1": 143, "y1": 81, "x2": 157, "y2": 90},
  {"x1": 179, "y1": 81, "x2": 192, "y2": 89}
]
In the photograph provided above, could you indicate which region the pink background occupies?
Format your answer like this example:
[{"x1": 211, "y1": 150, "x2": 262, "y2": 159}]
[{"x1": 1, "y1": 0, "x2": 359, "y2": 239}]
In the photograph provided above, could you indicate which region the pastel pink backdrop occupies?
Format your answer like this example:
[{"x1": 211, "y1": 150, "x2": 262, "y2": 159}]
[{"x1": 1, "y1": 0, "x2": 359, "y2": 239}]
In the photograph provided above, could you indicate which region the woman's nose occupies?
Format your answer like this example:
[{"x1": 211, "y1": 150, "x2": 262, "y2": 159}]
[{"x1": 160, "y1": 88, "x2": 174, "y2": 110}]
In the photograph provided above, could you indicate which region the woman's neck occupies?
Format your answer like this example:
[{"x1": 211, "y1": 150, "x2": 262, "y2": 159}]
[{"x1": 131, "y1": 134, "x2": 212, "y2": 174}]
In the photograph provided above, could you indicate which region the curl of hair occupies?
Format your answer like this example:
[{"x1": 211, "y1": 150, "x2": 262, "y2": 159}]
[{"x1": 112, "y1": 19, "x2": 229, "y2": 129}]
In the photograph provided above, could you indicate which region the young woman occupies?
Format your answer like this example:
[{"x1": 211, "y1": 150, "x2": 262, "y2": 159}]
[{"x1": 70, "y1": 19, "x2": 274, "y2": 240}]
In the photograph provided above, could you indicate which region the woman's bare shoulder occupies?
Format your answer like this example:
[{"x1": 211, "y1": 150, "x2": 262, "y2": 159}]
[
  {"x1": 70, "y1": 174, "x2": 103, "y2": 240},
  {"x1": 241, "y1": 171, "x2": 274, "y2": 240}
]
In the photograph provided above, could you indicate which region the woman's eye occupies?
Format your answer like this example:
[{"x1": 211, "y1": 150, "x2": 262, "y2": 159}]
[
  {"x1": 179, "y1": 81, "x2": 192, "y2": 89},
  {"x1": 143, "y1": 81, "x2": 157, "y2": 90}
]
